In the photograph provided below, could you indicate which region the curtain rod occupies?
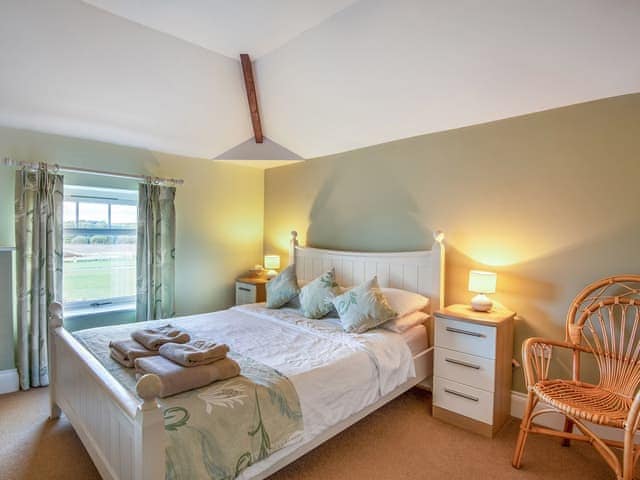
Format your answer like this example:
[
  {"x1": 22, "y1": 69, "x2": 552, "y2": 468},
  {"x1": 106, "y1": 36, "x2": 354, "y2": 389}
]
[{"x1": 2, "y1": 157, "x2": 184, "y2": 186}]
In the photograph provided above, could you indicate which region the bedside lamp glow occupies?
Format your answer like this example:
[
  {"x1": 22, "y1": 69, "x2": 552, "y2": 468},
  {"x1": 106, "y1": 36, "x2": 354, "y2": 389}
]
[
  {"x1": 468, "y1": 270, "x2": 497, "y2": 312},
  {"x1": 264, "y1": 255, "x2": 281, "y2": 278}
]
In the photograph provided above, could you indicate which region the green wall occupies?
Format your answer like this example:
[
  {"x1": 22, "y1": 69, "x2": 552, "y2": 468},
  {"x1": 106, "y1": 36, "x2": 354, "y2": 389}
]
[
  {"x1": 264, "y1": 94, "x2": 640, "y2": 393},
  {"x1": 0, "y1": 127, "x2": 264, "y2": 370},
  {"x1": 2, "y1": 94, "x2": 639, "y2": 392},
  {"x1": 0, "y1": 250, "x2": 15, "y2": 372}
]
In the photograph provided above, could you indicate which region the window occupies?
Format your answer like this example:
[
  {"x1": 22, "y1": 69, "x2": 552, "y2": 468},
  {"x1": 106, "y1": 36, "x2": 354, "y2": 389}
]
[{"x1": 63, "y1": 185, "x2": 138, "y2": 310}]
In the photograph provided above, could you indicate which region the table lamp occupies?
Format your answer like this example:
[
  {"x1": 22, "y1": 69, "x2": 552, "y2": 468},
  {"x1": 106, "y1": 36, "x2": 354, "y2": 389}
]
[
  {"x1": 264, "y1": 255, "x2": 281, "y2": 278},
  {"x1": 468, "y1": 270, "x2": 497, "y2": 312}
]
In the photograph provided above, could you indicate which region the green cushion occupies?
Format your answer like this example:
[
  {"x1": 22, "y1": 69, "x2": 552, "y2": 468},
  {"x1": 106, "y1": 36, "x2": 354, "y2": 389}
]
[
  {"x1": 266, "y1": 264, "x2": 300, "y2": 308},
  {"x1": 333, "y1": 276, "x2": 397, "y2": 333},
  {"x1": 299, "y1": 269, "x2": 342, "y2": 319}
]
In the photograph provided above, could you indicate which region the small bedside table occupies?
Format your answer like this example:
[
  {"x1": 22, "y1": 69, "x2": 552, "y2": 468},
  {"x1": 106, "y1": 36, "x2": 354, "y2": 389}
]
[
  {"x1": 432, "y1": 304, "x2": 515, "y2": 438},
  {"x1": 235, "y1": 277, "x2": 267, "y2": 305}
]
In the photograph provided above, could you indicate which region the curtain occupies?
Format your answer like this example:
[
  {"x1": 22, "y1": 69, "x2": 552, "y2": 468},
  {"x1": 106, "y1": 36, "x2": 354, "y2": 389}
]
[
  {"x1": 136, "y1": 183, "x2": 176, "y2": 321},
  {"x1": 15, "y1": 166, "x2": 64, "y2": 390}
]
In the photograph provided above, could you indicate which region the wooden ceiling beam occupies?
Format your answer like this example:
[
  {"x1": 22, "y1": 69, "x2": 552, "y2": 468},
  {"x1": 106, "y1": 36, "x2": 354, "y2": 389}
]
[{"x1": 240, "y1": 53, "x2": 263, "y2": 143}]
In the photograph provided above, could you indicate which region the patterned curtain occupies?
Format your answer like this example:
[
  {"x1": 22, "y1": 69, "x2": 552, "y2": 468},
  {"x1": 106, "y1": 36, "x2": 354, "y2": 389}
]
[
  {"x1": 136, "y1": 183, "x2": 176, "y2": 321},
  {"x1": 15, "y1": 166, "x2": 64, "y2": 390}
]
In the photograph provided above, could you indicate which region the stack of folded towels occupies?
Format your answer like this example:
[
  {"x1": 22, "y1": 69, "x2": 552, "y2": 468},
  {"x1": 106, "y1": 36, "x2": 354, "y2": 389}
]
[{"x1": 109, "y1": 324, "x2": 240, "y2": 398}]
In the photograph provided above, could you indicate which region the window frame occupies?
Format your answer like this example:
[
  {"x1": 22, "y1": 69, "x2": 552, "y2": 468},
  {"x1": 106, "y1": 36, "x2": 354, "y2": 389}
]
[{"x1": 63, "y1": 185, "x2": 138, "y2": 312}]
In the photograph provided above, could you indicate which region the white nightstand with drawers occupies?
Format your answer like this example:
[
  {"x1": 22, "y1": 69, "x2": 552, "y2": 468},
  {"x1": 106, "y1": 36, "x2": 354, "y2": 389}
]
[
  {"x1": 235, "y1": 277, "x2": 267, "y2": 305},
  {"x1": 432, "y1": 304, "x2": 515, "y2": 438}
]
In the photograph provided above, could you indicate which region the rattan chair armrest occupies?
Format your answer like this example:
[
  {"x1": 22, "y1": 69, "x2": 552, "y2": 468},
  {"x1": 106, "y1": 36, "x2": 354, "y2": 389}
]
[
  {"x1": 521, "y1": 337, "x2": 591, "y2": 388},
  {"x1": 625, "y1": 390, "x2": 640, "y2": 434},
  {"x1": 524, "y1": 337, "x2": 592, "y2": 352}
]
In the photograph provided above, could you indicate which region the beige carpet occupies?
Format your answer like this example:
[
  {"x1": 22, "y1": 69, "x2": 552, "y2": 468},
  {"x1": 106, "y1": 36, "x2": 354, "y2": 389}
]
[{"x1": 0, "y1": 387, "x2": 630, "y2": 479}]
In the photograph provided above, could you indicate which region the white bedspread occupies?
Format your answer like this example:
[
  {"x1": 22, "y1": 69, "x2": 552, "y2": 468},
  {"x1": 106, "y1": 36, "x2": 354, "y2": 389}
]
[{"x1": 167, "y1": 304, "x2": 415, "y2": 478}]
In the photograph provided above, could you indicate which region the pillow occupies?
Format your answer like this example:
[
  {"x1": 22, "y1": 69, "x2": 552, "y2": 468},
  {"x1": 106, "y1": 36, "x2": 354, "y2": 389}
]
[
  {"x1": 266, "y1": 264, "x2": 300, "y2": 308},
  {"x1": 333, "y1": 276, "x2": 397, "y2": 333},
  {"x1": 381, "y1": 311, "x2": 429, "y2": 333},
  {"x1": 283, "y1": 295, "x2": 301, "y2": 309},
  {"x1": 299, "y1": 269, "x2": 342, "y2": 319},
  {"x1": 380, "y1": 288, "x2": 429, "y2": 318},
  {"x1": 282, "y1": 280, "x2": 310, "y2": 309}
]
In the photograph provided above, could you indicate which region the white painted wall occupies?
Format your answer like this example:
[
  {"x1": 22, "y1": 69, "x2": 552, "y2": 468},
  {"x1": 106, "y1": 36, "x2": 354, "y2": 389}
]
[
  {"x1": 256, "y1": 0, "x2": 640, "y2": 159},
  {"x1": 0, "y1": 0, "x2": 252, "y2": 159}
]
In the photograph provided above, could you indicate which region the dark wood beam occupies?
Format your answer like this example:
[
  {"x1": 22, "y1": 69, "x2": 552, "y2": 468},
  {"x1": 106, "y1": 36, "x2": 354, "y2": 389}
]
[{"x1": 240, "y1": 53, "x2": 263, "y2": 143}]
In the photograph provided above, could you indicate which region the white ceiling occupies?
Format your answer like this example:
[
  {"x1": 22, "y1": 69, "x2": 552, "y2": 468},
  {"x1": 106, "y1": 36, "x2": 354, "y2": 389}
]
[
  {"x1": 1, "y1": 0, "x2": 252, "y2": 160},
  {"x1": 82, "y1": 0, "x2": 359, "y2": 59},
  {"x1": 2, "y1": 0, "x2": 639, "y2": 167},
  {"x1": 256, "y1": 0, "x2": 640, "y2": 159}
]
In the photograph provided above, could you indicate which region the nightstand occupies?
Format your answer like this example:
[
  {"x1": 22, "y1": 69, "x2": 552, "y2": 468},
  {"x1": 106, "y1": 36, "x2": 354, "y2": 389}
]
[
  {"x1": 432, "y1": 304, "x2": 515, "y2": 437},
  {"x1": 235, "y1": 277, "x2": 267, "y2": 305}
]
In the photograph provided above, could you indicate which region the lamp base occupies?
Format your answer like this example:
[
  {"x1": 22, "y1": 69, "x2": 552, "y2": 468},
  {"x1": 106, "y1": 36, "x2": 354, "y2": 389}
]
[
  {"x1": 266, "y1": 269, "x2": 278, "y2": 279},
  {"x1": 471, "y1": 294, "x2": 493, "y2": 312}
]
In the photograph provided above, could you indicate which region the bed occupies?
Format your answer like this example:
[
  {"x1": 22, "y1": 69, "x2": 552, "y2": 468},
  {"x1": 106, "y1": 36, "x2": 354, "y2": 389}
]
[{"x1": 47, "y1": 231, "x2": 445, "y2": 480}]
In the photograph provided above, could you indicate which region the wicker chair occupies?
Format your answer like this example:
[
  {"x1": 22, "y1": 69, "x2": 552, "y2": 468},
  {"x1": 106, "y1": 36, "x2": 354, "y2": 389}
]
[{"x1": 512, "y1": 275, "x2": 640, "y2": 480}]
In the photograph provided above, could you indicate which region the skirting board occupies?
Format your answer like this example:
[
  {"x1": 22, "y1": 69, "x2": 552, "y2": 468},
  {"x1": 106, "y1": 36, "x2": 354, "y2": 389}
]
[
  {"x1": 0, "y1": 368, "x2": 19, "y2": 395},
  {"x1": 510, "y1": 390, "x2": 639, "y2": 443}
]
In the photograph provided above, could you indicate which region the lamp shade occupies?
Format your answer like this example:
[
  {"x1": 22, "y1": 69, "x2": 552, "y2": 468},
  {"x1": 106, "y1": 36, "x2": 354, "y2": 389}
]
[
  {"x1": 468, "y1": 270, "x2": 497, "y2": 294},
  {"x1": 264, "y1": 255, "x2": 281, "y2": 270}
]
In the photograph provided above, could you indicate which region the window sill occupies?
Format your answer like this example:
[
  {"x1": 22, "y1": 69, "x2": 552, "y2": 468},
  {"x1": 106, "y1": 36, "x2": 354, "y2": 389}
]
[{"x1": 64, "y1": 302, "x2": 136, "y2": 320}]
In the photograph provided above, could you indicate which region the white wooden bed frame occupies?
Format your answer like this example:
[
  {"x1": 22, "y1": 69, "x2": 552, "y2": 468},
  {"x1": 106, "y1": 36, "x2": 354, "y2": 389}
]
[{"x1": 47, "y1": 231, "x2": 445, "y2": 480}]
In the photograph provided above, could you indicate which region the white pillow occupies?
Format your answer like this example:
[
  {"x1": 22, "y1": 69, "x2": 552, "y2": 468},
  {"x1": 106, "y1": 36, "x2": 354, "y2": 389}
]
[
  {"x1": 380, "y1": 288, "x2": 429, "y2": 318},
  {"x1": 381, "y1": 311, "x2": 429, "y2": 333}
]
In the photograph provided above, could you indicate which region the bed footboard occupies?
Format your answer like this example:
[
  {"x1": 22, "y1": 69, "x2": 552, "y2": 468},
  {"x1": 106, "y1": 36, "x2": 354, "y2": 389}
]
[{"x1": 48, "y1": 302, "x2": 166, "y2": 480}]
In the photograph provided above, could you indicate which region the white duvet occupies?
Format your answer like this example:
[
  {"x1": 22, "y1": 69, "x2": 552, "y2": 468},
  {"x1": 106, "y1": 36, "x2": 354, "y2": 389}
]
[{"x1": 168, "y1": 303, "x2": 415, "y2": 478}]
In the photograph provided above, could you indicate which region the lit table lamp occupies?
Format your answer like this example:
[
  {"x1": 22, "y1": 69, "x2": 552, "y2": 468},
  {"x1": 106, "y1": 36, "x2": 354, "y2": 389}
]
[
  {"x1": 468, "y1": 270, "x2": 497, "y2": 312},
  {"x1": 264, "y1": 255, "x2": 281, "y2": 278}
]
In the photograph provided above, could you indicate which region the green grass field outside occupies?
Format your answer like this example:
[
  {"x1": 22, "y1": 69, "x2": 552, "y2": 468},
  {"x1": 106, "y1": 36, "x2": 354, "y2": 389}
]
[{"x1": 63, "y1": 257, "x2": 135, "y2": 302}]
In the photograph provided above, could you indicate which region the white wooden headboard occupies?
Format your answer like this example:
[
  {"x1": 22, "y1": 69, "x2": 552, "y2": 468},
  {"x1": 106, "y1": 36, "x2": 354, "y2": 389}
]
[{"x1": 288, "y1": 231, "x2": 445, "y2": 313}]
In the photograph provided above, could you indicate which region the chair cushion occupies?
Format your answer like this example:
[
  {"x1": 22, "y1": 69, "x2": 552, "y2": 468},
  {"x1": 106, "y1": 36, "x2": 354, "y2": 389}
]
[{"x1": 533, "y1": 379, "x2": 631, "y2": 428}]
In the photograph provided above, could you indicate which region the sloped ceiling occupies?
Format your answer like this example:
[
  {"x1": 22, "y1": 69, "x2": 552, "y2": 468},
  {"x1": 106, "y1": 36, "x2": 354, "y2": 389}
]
[
  {"x1": 256, "y1": 0, "x2": 640, "y2": 158},
  {"x1": 215, "y1": 137, "x2": 302, "y2": 161},
  {"x1": 1, "y1": 0, "x2": 639, "y2": 165},
  {"x1": 82, "y1": 0, "x2": 360, "y2": 59},
  {"x1": 0, "y1": 0, "x2": 252, "y2": 160}
]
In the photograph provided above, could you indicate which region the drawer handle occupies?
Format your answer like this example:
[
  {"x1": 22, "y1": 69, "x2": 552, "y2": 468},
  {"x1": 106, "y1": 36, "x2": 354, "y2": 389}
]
[
  {"x1": 445, "y1": 326, "x2": 485, "y2": 338},
  {"x1": 238, "y1": 287, "x2": 251, "y2": 292},
  {"x1": 445, "y1": 357, "x2": 481, "y2": 370},
  {"x1": 444, "y1": 388, "x2": 479, "y2": 402}
]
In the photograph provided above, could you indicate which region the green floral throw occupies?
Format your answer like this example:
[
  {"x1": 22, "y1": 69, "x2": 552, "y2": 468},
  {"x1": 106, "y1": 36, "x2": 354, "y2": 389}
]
[
  {"x1": 333, "y1": 277, "x2": 397, "y2": 333},
  {"x1": 299, "y1": 269, "x2": 342, "y2": 319},
  {"x1": 73, "y1": 322, "x2": 302, "y2": 480},
  {"x1": 266, "y1": 264, "x2": 300, "y2": 308}
]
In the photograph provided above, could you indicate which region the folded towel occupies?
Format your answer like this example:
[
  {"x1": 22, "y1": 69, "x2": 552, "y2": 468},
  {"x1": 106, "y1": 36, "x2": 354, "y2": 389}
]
[
  {"x1": 134, "y1": 356, "x2": 240, "y2": 398},
  {"x1": 158, "y1": 339, "x2": 230, "y2": 367},
  {"x1": 109, "y1": 339, "x2": 156, "y2": 368},
  {"x1": 131, "y1": 324, "x2": 190, "y2": 351}
]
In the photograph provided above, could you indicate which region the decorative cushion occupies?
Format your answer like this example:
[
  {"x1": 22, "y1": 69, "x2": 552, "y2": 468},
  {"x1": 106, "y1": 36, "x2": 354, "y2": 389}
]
[
  {"x1": 299, "y1": 269, "x2": 342, "y2": 319},
  {"x1": 282, "y1": 280, "x2": 310, "y2": 309},
  {"x1": 333, "y1": 276, "x2": 397, "y2": 333},
  {"x1": 381, "y1": 311, "x2": 429, "y2": 333},
  {"x1": 266, "y1": 264, "x2": 300, "y2": 308},
  {"x1": 380, "y1": 288, "x2": 429, "y2": 318}
]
